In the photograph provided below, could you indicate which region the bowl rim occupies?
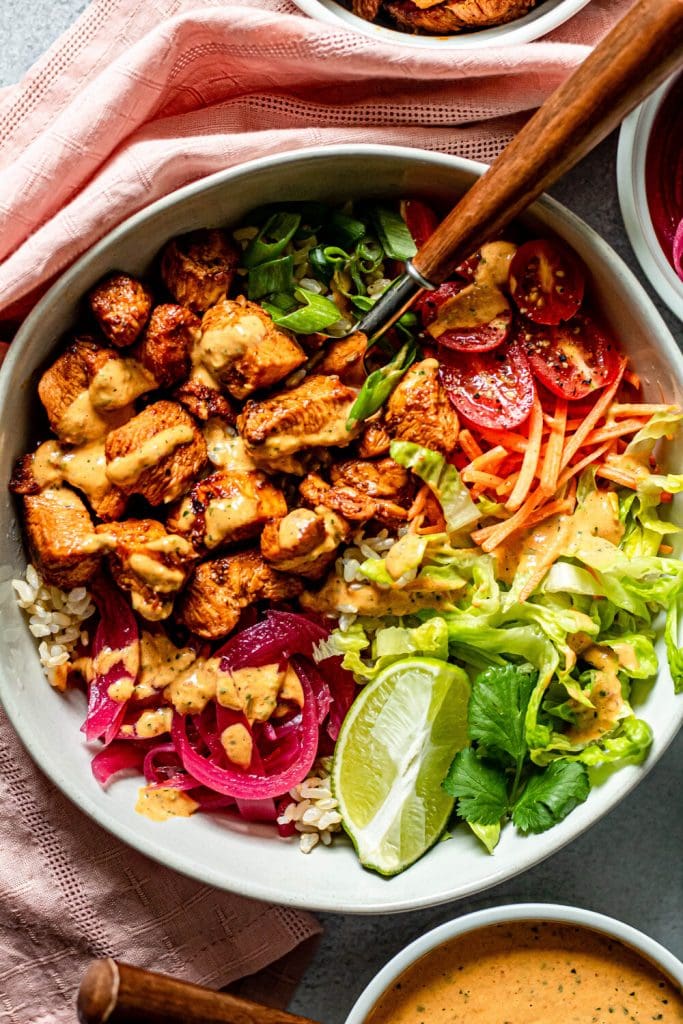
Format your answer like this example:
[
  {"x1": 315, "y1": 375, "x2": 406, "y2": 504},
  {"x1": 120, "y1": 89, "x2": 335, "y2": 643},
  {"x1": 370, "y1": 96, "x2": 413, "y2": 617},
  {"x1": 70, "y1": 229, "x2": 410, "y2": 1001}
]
[
  {"x1": 2, "y1": 143, "x2": 683, "y2": 914},
  {"x1": 617, "y1": 72, "x2": 683, "y2": 322},
  {"x1": 289, "y1": 0, "x2": 592, "y2": 49},
  {"x1": 345, "y1": 902, "x2": 683, "y2": 1022}
]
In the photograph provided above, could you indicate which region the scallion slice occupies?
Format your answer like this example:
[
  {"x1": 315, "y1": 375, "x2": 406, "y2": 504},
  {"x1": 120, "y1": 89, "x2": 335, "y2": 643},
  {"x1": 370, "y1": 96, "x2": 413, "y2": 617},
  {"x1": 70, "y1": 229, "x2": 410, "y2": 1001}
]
[
  {"x1": 326, "y1": 211, "x2": 367, "y2": 249},
  {"x1": 309, "y1": 246, "x2": 335, "y2": 285},
  {"x1": 242, "y1": 212, "x2": 301, "y2": 268},
  {"x1": 247, "y1": 255, "x2": 294, "y2": 300},
  {"x1": 346, "y1": 340, "x2": 417, "y2": 429},
  {"x1": 270, "y1": 288, "x2": 342, "y2": 333},
  {"x1": 371, "y1": 206, "x2": 418, "y2": 261}
]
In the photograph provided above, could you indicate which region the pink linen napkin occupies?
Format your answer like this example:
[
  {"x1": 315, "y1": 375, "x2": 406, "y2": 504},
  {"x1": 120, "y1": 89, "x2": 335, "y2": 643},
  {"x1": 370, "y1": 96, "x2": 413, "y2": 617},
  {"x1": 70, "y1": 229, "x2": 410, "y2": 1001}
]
[
  {"x1": 0, "y1": 1, "x2": 637, "y2": 1020},
  {"x1": 0, "y1": 0, "x2": 635, "y2": 327}
]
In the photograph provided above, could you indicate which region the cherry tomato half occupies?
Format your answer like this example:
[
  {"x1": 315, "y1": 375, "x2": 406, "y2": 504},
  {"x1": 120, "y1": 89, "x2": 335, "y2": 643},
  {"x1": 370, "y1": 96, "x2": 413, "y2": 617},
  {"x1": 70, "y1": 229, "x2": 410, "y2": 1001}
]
[
  {"x1": 518, "y1": 314, "x2": 622, "y2": 401},
  {"x1": 428, "y1": 281, "x2": 512, "y2": 353},
  {"x1": 439, "y1": 339, "x2": 536, "y2": 430},
  {"x1": 509, "y1": 239, "x2": 585, "y2": 325},
  {"x1": 400, "y1": 199, "x2": 439, "y2": 248},
  {"x1": 415, "y1": 281, "x2": 463, "y2": 327}
]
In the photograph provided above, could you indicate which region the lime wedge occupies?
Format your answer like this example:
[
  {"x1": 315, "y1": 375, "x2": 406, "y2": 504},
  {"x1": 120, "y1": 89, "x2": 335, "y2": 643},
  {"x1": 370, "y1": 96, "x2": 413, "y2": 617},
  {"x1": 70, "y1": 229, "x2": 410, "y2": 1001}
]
[{"x1": 332, "y1": 656, "x2": 470, "y2": 876}]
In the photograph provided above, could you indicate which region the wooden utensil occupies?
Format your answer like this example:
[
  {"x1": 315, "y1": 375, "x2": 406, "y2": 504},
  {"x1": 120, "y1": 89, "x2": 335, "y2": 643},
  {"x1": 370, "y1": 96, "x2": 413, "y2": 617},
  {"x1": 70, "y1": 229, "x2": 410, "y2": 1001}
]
[
  {"x1": 77, "y1": 959, "x2": 322, "y2": 1024},
  {"x1": 357, "y1": 0, "x2": 683, "y2": 342}
]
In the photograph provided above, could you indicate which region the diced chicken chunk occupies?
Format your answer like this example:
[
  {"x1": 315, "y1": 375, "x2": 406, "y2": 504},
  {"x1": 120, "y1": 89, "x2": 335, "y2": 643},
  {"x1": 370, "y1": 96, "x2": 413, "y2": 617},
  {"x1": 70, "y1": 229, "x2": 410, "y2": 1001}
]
[
  {"x1": 353, "y1": 0, "x2": 382, "y2": 20},
  {"x1": 195, "y1": 297, "x2": 305, "y2": 400},
  {"x1": 10, "y1": 440, "x2": 127, "y2": 521},
  {"x1": 261, "y1": 507, "x2": 350, "y2": 579},
  {"x1": 96, "y1": 519, "x2": 196, "y2": 621},
  {"x1": 139, "y1": 304, "x2": 201, "y2": 388},
  {"x1": 23, "y1": 486, "x2": 110, "y2": 588},
  {"x1": 104, "y1": 400, "x2": 207, "y2": 505},
  {"x1": 238, "y1": 374, "x2": 360, "y2": 474},
  {"x1": 357, "y1": 420, "x2": 392, "y2": 459},
  {"x1": 385, "y1": 358, "x2": 459, "y2": 455},
  {"x1": 300, "y1": 458, "x2": 413, "y2": 529},
  {"x1": 174, "y1": 377, "x2": 235, "y2": 423},
  {"x1": 385, "y1": 0, "x2": 534, "y2": 33},
  {"x1": 316, "y1": 331, "x2": 367, "y2": 385},
  {"x1": 89, "y1": 273, "x2": 153, "y2": 348},
  {"x1": 177, "y1": 550, "x2": 303, "y2": 639},
  {"x1": 160, "y1": 229, "x2": 240, "y2": 314},
  {"x1": 38, "y1": 338, "x2": 134, "y2": 444},
  {"x1": 166, "y1": 470, "x2": 286, "y2": 552}
]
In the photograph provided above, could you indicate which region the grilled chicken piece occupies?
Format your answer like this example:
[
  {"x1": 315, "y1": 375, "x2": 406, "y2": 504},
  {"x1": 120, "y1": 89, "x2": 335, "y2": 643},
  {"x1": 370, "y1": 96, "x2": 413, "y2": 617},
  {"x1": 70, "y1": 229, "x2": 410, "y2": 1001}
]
[
  {"x1": 174, "y1": 377, "x2": 235, "y2": 423},
  {"x1": 166, "y1": 470, "x2": 287, "y2": 552},
  {"x1": 10, "y1": 440, "x2": 127, "y2": 521},
  {"x1": 89, "y1": 273, "x2": 153, "y2": 348},
  {"x1": 261, "y1": 507, "x2": 350, "y2": 579},
  {"x1": 384, "y1": 0, "x2": 534, "y2": 32},
  {"x1": 300, "y1": 469, "x2": 410, "y2": 530},
  {"x1": 352, "y1": 0, "x2": 383, "y2": 19},
  {"x1": 96, "y1": 519, "x2": 195, "y2": 621},
  {"x1": 196, "y1": 297, "x2": 305, "y2": 400},
  {"x1": 23, "y1": 486, "x2": 111, "y2": 588},
  {"x1": 357, "y1": 420, "x2": 392, "y2": 459},
  {"x1": 316, "y1": 331, "x2": 367, "y2": 385},
  {"x1": 177, "y1": 550, "x2": 303, "y2": 639},
  {"x1": 139, "y1": 304, "x2": 201, "y2": 388},
  {"x1": 160, "y1": 229, "x2": 240, "y2": 314},
  {"x1": 331, "y1": 457, "x2": 412, "y2": 503},
  {"x1": 385, "y1": 358, "x2": 459, "y2": 455},
  {"x1": 38, "y1": 338, "x2": 135, "y2": 444},
  {"x1": 238, "y1": 374, "x2": 360, "y2": 475},
  {"x1": 202, "y1": 419, "x2": 256, "y2": 472},
  {"x1": 104, "y1": 400, "x2": 207, "y2": 505}
]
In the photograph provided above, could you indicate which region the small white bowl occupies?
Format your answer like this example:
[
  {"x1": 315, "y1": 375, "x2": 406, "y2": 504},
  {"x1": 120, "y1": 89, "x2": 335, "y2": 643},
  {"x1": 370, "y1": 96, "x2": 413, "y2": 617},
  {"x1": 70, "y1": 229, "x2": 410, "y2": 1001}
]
[
  {"x1": 347, "y1": 903, "x2": 683, "y2": 1023},
  {"x1": 618, "y1": 73, "x2": 683, "y2": 322},
  {"x1": 291, "y1": 0, "x2": 591, "y2": 49}
]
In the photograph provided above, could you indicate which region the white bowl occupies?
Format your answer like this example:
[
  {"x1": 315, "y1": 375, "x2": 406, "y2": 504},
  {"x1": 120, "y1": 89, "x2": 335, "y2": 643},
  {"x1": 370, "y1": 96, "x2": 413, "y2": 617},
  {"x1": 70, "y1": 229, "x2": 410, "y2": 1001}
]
[
  {"x1": 291, "y1": 0, "x2": 591, "y2": 49},
  {"x1": 346, "y1": 903, "x2": 683, "y2": 1022},
  {"x1": 1, "y1": 145, "x2": 682, "y2": 913},
  {"x1": 618, "y1": 73, "x2": 683, "y2": 322}
]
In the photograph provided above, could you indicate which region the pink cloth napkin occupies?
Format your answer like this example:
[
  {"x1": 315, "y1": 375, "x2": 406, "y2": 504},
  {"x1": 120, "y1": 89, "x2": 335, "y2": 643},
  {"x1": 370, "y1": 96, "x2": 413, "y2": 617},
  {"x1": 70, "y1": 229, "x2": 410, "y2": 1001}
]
[{"x1": 0, "y1": 0, "x2": 637, "y2": 1020}]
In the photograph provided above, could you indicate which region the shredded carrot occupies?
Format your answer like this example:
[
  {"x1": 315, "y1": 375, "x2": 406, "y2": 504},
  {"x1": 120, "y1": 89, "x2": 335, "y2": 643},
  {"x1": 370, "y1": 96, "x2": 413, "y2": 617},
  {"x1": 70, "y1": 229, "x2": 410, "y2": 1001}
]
[
  {"x1": 407, "y1": 484, "x2": 429, "y2": 520},
  {"x1": 496, "y1": 475, "x2": 518, "y2": 497},
  {"x1": 461, "y1": 445, "x2": 508, "y2": 480},
  {"x1": 471, "y1": 488, "x2": 546, "y2": 552},
  {"x1": 458, "y1": 429, "x2": 484, "y2": 461},
  {"x1": 595, "y1": 464, "x2": 640, "y2": 489},
  {"x1": 517, "y1": 516, "x2": 573, "y2": 602},
  {"x1": 582, "y1": 419, "x2": 648, "y2": 446},
  {"x1": 659, "y1": 543, "x2": 674, "y2": 555},
  {"x1": 417, "y1": 523, "x2": 445, "y2": 536},
  {"x1": 506, "y1": 395, "x2": 543, "y2": 512},
  {"x1": 555, "y1": 441, "x2": 613, "y2": 490},
  {"x1": 476, "y1": 427, "x2": 528, "y2": 454},
  {"x1": 521, "y1": 497, "x2": 573, "y2": 531},
  {"x1": 560, "y1": 360, "x2": 627, "y2": 469},
  {"x1": 463, "y1": 470, "x2": 505, "y2": 489},
  {"x1": 539, "y1": 397, "x2": 567, "y2": 495},
  {"x1": 609, "y1": 402, "x2": 680, "y2": 418},
  {"x1": 624, "y1": 369, "x2": 641, "y2": 389}
]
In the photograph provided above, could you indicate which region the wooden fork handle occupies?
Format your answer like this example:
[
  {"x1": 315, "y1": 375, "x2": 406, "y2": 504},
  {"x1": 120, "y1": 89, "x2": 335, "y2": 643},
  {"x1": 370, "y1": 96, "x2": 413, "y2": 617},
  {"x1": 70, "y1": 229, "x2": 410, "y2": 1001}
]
[
  {"x1": 77, "y1": 959, "x2": 321, "y2": 1024},
  {"x1": 412, "y1": 0, "x2": 683, "y2": 285}
]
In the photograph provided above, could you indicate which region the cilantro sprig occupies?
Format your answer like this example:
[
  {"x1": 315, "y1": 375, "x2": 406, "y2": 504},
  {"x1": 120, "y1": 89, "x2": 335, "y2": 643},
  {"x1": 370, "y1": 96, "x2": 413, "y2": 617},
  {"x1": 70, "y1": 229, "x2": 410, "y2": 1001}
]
[{"x1": 443, "y1": 663, "x2": 590, "y2": 850}]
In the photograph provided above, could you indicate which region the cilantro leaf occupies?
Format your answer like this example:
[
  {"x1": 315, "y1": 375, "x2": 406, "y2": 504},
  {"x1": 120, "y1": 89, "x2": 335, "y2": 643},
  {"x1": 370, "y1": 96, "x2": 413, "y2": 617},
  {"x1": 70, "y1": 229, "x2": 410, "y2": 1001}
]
[
  {"x1": 468, "y1": 663, "x2": 538, "y2": 764},
  {"x1": 511, "y1": 761, "x2": 590, "y2": 834},
  {"x1": 442, "y1": 748, "x2": 508, "y2": 825}
]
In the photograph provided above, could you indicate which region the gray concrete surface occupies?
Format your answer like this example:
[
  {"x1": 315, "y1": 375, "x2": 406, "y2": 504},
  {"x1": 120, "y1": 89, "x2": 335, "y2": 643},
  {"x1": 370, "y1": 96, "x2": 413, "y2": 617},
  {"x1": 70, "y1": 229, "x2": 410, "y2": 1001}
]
[{"x1": 2, "y1": 8, "x2": 682, "y2": 1022}]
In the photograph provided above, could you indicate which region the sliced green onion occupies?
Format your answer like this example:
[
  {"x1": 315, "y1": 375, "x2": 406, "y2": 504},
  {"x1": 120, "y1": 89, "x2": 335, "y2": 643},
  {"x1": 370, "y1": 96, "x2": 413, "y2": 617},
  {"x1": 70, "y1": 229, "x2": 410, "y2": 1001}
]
[
  {"x1": 346, "y1": 340, "x2": 417, "y2": 429},
  {"x1": 356, "y1": 237, "x2": 384, "y2": 273},
  {"x1": 325, "y1": 211, "x2": 367, "y2": 249},
  {"x1": 247, "y1": 255, "x2": 294, "y2": 300},
  {"x1": 371, "y1": 206, "x2": 418, "y2": 261},
  {"x1": 243, "y1": 212, "x2": 301, "y2": 268},
  {"x1": 348, "y1": 294, "x2": 375, "y2": 312},
  {"x1": 309, "y1": 246, "x2": 335, "y2": 285},
  {"x1": 323, "y1": 245, "x2": 351, "y2": 266},
  {"x1": 270, "y1": 288, "x2": 342, "y2": 333}
]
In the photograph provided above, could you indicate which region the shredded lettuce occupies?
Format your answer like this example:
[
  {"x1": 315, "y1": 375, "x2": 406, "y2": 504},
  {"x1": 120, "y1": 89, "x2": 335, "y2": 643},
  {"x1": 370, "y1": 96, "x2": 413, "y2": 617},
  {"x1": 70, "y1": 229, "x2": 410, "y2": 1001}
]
[{"x1": 390, "y1": 441, "x2": 480, "y2": 533}]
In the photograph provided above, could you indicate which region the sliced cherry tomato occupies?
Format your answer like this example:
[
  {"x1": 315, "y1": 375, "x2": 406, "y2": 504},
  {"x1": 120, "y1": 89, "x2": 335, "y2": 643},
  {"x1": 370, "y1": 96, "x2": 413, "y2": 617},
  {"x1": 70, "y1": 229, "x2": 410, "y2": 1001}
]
[
  {"x1": 428, "y1": 281, "x2": 512, "y2": 353},
  {"x1": 438, "y1": 340, "x2": 536, "y2": 429},
  {"x1": 415, "y1": 281, "x2": 463, "y2": 327},
  {"x1": 518, "y1": 314, "x2": 622, "y2": 401},
  {"x1": 509, "y1": 239, "x2": 585, "y2": 325},
  {"x1": 400, "y1": 199, "x2": 439, "y2": 248}
]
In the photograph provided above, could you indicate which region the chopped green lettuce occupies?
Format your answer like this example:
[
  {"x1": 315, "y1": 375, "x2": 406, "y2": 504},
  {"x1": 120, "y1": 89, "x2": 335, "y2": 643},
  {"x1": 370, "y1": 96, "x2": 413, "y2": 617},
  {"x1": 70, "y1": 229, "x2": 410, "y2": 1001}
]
[{"x1": 390, "y1": 441, "x2": 480, "y2": 533}]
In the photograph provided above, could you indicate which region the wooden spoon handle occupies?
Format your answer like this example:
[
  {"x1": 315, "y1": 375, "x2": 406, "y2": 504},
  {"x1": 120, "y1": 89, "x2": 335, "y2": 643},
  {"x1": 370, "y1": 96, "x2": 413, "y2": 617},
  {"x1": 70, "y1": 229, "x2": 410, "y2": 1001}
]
[
  {"x1": 412, "y1": 0, "x2": 683, "y2": 285},
  {"x1": 77, "y1": 959, "x2": 321, "y2": 1024}
]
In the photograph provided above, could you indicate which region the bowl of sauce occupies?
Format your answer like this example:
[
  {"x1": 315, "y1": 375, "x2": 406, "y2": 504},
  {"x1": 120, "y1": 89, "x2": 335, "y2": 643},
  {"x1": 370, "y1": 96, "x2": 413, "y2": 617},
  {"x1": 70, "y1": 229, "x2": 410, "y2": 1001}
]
[
  {"x1": 347, "y1": 904, "x2": 682, "y2": 1024},
  {"x1": 618, "y1": 70, "x2": 683, "y2": 321}
]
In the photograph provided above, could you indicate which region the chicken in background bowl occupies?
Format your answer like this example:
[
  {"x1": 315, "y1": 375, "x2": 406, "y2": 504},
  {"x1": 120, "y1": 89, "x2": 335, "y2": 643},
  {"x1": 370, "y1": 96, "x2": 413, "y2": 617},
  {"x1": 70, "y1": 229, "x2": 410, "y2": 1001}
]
[{"x1": 344, "y1": 0, "x2": 537, "y2": 35}]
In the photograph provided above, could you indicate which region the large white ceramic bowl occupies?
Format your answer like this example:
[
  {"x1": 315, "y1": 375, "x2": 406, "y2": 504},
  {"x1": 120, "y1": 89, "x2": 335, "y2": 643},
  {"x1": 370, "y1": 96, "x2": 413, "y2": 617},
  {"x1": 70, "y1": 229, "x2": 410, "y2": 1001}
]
[
  {"x1": 291, "y1": 0, "x2": 591, "y2": 49},
  {"x1": 618, "y1": 72, "x2": 683, "y2": 322},
  {"x1": 346, "y1": 903, "x2": 683, "y2": 1021},
  {"x1": 1, "y1": 145, "x2": 682, "y2": 913}
]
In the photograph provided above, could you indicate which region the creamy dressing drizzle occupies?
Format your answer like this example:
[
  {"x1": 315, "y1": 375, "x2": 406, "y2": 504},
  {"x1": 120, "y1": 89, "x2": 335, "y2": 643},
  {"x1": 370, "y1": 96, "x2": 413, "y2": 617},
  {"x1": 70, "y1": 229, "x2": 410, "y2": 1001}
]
[
  {"x1": 106, "y1": 424, "x2": 194, "y2": 485},
  {"x1": 365, "y1": 922, "x2": 682, "y2": 1024},
  {"x1": 204, "y1": 419, "x2": 257, "y2": 472},
  {"x1": 135, "y1": 786, "x2": 198, "y2": 821},
  {"x1": 89, "y1": 358, "x2": 156, "y2": 410}
]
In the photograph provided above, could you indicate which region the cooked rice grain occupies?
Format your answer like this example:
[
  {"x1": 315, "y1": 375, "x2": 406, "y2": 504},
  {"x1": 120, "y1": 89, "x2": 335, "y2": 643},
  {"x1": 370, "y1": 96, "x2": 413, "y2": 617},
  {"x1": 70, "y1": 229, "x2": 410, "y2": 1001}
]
[{"x1": 277, "y1": 757, "x2": 342, "y2": 853}]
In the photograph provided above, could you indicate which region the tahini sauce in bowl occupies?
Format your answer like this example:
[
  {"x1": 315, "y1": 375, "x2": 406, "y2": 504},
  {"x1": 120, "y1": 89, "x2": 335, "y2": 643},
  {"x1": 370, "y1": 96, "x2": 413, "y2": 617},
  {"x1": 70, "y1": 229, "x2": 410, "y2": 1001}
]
[{"x1": 364, "y1": 921, "x2": 682, "y2": 1024}]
